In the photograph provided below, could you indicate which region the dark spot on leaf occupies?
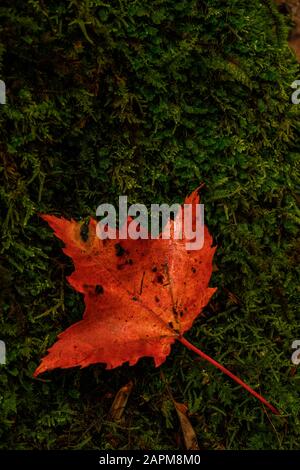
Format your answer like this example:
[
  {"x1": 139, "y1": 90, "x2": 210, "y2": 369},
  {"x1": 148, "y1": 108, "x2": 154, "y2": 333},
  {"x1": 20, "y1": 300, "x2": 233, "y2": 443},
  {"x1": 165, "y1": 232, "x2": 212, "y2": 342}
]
[
  {"x1": 152, "y1": 266, "x2": 157, "y2": 272},
  {"x1": 80, "y1": 222, "x2": 89, "y2": 242},
  {"x1": 95, "y1": 285, "x2": 104, "y2": 295},
  {"x1": 127, "y1": 259, "x2": 133, "y2": 265},
  {"x1": 115, "y1": 243, "x2": 126, "y2": 257},
  {"x1": 156, "y1": 274, "x2": 164, "y2": 284},
  {"x1": 132, "y1": 296, "x2": 138, "y2": 301},
  {"x1": 155, "y1": 296, "x2": 160, "y2": 303},
  {"x1": 168, "y1": 322, "x2": 174, "y2": 328},
  {"x1": 192, "y1": 267, "x2": 196, "y2": 273}
]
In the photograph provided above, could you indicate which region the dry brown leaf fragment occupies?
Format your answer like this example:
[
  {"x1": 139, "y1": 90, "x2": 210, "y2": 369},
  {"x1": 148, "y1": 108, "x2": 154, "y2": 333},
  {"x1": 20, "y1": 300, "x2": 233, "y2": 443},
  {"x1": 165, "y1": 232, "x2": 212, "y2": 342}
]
[
  {"x1": 108, "y1": 381, "x2": 134, "y2": 422},
  {"x1": 174, "y1": 401, "x2": 199, "y2": 451}
]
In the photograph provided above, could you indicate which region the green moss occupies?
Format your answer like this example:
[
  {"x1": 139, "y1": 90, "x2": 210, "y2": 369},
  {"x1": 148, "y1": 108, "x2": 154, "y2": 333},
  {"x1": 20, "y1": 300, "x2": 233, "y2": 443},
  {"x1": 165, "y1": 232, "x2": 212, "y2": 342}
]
[{"x1": 0, "y1": 0, "x2": 299, "y2": 450}]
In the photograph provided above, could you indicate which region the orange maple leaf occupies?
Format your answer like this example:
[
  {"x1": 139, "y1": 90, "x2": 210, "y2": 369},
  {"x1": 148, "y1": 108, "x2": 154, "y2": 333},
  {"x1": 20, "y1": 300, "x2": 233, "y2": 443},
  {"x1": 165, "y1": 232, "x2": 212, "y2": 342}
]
[{"x1": 35, "y1": 189, "x2": 278, "y2": 415}]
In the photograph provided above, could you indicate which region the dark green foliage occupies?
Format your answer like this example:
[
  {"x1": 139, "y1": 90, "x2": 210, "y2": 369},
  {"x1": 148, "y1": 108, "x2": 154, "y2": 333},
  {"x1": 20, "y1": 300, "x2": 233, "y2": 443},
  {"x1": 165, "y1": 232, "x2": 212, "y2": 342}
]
[{"x1": 0, "y1": 0, "x2": 299, "y2": 450}]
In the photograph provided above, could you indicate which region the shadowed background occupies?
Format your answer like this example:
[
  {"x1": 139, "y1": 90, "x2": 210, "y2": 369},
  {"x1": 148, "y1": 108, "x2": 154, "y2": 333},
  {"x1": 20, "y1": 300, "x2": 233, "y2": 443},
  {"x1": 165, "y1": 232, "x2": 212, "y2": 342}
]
[{"x1": 0, "y1": 0, "x2": 299, "y2": 450}]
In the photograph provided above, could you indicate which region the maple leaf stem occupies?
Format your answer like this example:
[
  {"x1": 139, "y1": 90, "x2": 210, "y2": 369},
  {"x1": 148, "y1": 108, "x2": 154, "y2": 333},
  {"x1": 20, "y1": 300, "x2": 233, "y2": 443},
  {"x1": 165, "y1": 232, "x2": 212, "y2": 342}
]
[{"x1": 179, "y1": 336, "x2": 279, "y2": 415}]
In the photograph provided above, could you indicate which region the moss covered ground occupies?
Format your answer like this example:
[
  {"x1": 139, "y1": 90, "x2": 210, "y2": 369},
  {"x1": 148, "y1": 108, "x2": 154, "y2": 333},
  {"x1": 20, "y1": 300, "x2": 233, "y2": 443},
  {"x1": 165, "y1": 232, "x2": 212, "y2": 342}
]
[{"x1": 0, "y1": 0, "x2": 300, "y2": 450}]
